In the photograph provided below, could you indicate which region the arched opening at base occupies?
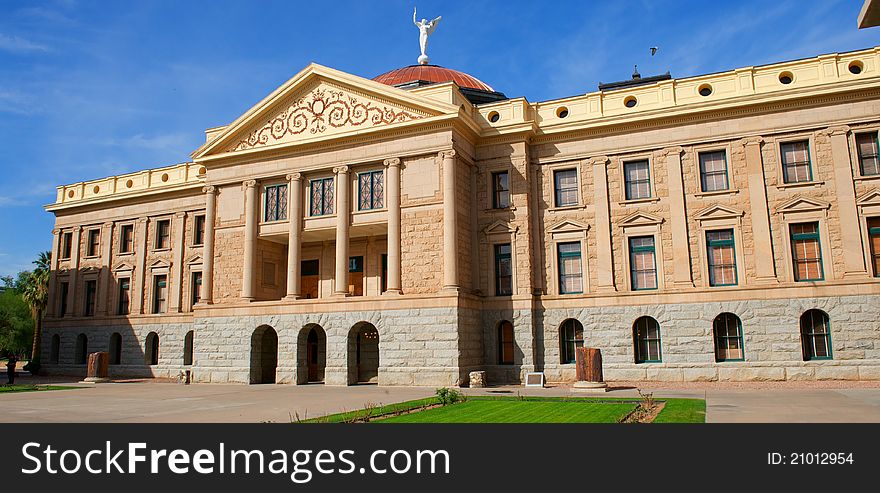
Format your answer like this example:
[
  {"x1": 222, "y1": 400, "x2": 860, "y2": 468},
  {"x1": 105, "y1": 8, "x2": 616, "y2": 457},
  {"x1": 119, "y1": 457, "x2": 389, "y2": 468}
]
[
  {"x1": 348, "y1": 322, "x2": 379, "y2": 385},
  {"x1": 250, "y1": 325, "x2": 278, "y2": 384},
  {"x1": 296, "y1": 324, "x2": 326, "y2": 384}
]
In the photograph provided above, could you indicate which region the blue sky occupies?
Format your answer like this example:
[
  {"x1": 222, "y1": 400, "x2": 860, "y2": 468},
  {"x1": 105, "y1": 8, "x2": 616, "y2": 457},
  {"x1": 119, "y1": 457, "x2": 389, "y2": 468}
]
[{"x1": 1, "y1": 0, "x2": 879, "y2": 277}]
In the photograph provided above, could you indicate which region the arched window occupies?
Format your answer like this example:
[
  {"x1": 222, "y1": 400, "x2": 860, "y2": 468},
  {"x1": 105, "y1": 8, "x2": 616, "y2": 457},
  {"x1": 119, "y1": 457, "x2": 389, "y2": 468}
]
[
  {"x1": 498, "y1": 321, "x2": 515, "y2": 365},
  {"x1": 633, "y1": 316, "x2": 662, "y2": 363},
  {"x1": 145, "y1": 332, "x2": 159, "y2": 366},
  {"x1": 74, "y1": 333, "x2": 88, "y2": 365},
  {"x1": 50, "y1": 334, "x2": 60, "y2": 364},
  {"x1": 800, "y1": 309, "x2": 832, "y2": 360},
  {"x1": 713, "y1": 313, "x2": 744, "y2": 362},
  {"x1": 183, "y1": 331, "x2": 194, "y2": 366},
  {"x1": 109, "y1": 332, "x2": 122, "y2": 365},
  {"x1": 560, "y1": 319, "x2": 584, "y2": 364}
]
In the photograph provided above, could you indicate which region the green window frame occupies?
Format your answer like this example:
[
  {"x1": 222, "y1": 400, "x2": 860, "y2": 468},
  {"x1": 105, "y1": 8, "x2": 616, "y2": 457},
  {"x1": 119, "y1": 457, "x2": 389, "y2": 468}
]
[
  {"x1": 624, "y1": 160, "x2": 652, "y2": 200},
  {"x1": 264, "y1": 184, "x2": 288, "y2": 222},
  {"x1": 629, "y1": 236, "x2": 658, "y2": 290},
  {"x1": 348, "y1": 256, "x2": 364, "y2": 273},
  {"x1": 309, "y1": 178, "x2": 334, "y2": 216},
  {"x1": 553, "y1": 169, "x2": 578, "y2": 207},
  {"x1": 120, "y1": 224, "x2": 134, "y2": 253},
  {"x1": 117, "y1": 278, "x2": 131, "y2": 315},
  {"x1": 152, "y1": 275, "x2": 167, "y2": 314},
  {"x1": 358, "y1": 170, "x2": 384, "y2": 211},
  {"x1": 790, "y1": 222, "x2": 824, "y2": 282},
  {"x1": 193, "y1": 216, "x2": 205, "y2": 245},
  {"x1": 780, "y1": 140, "x2": 813, "y2": 183},
  {"x1": 492, "y1": 171, "x2": 510, "y2": 209},
  {"x1": 633, "y1": 316, "x2": 662, "y2": 363},
  {"x1": 713, "y1": 313, "x2": 744, "y2": 362},
  {"x1": 855, "y1": 132, "x2": 880, "y2": 176},
  {"x1": 698, "y1": 150, "x2": 729, "y2": 192},
  {"x1": 706, "y1": 229, "x2": 737, "y2": 286},
  {"x1": 155, "y1": 220, "x2": 171, "y2": 249},
  {"x1": 868, "y1": 217, "x2": 880, "y2": 277},
  {"x1": 560, "y1": 319, "x2": 584, "y2": 364},
  {"x1": 86, "y1": 229, "x2": 100, "y2": 257},
  {"x1": 800, "y1": 309, "x2": 832, "y2": 360},
  {"x1": 84, "y1": 280, "x2": 97, "y2": 317},
  {"x1": 190, "y1": 271, "x2": 202, "y2": 309},
  {"x1": 494, "y1": 243, "x2": 512, "y2": 296},
  {"x1": 557, "y1": 241, "x2": 583, "y2": 294}
]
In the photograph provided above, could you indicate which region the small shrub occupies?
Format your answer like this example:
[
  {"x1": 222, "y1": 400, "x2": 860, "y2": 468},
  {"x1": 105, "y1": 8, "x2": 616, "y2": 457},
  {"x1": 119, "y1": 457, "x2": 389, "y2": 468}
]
[
  {"x1": 637, "y1": 389, "x2": 655, "y2": 409},
  {"x1": 435, "y1": 387, "x2": 464, "y2": 405}
]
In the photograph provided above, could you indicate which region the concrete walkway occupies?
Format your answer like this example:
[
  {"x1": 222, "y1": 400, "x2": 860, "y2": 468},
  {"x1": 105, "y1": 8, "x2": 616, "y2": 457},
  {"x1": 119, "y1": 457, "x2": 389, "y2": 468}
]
[{"x1": 2, "y1": 380, "x2": 879, "y2": 423}]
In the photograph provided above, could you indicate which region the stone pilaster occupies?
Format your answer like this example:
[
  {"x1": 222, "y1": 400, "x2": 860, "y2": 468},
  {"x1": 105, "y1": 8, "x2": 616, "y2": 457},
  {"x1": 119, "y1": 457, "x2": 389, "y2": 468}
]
[
  {"x1": 591, "y1": 156, "x2": 616, "y2": 292},
  {"x1": 68, "y1": 226, "x2": 82, "y2": 315},
  {"x1": 664, "y1": 146, "x2": 694, "y2": 287},
  {"x1": 46, "y1": 228, "x2": 61, "y2": 317},
  {"x1": 741, "y1": 137, "x2": 777, "y2": 283},
  {"x1": 333, "y1": 166, "x2": 350, "y2": 297},
  {"x1": 133, "y1": 218, "x2": 148, "y2": 314},
  {"x1": 285, "y1": 173, "x2": 303, "y2": 299},
  {"x1": 827, "y1": 125, "x2": 868, "y2": 277},
  {"x1": 441, "y1": 149, "x2": 459, "y2": 291},
  {"x1": 242, "y1": 179, "x2": 258, "y2": 301},
  {"x1": 384, "y1": 158, "x2": 402, "y2": 294},
  {"x1": 201, "y1": 185, "x2": 216, "y2": 304},
  {"x1": 97, "y1": 221, "x2": 114, "y2": 315},
  {"x1": 169, "y1": 211, "x2": 186, "y2": 312}
]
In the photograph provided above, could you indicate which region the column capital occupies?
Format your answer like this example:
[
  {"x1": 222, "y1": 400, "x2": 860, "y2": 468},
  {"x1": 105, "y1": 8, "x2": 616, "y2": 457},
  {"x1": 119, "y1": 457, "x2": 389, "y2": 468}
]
[
  {"x1": 202, "y1": 185, "x2": 216, "y2": 194},
  {"x1": 824, "y1": 125, "x2": 851, "y2": 137},
  {"x1": 174, "y1": 211, "x2": 186, "y2": 219},
  {"x1": 661, "y1": 146, "x2": 683, "y2": 157},
  {"x1": 243, "y1": 179, "x2": 257, "y2": 189},
  {"x1": 102, "y1": 221, "x2": 114, "y2": 229},
  {"x1": 587, "y1": 155, "x2": 610, "y2": 166},
  {"x1": 52, "y1": 228, "x2": 60, "y2": 235},
  {"x1": 383, "y1": 157, "x2": 401, "y2": 168},
  {"x1": 286, "y1": 172, "x2": 303, "y2": 182},
  {"x1": 137, "y1": 217, "x2": 149, "y2": 224},
  {"x1": 333, "y1": 165, "x2": 349, "y2": 175},
  {"x1": 740, "y1": 136, "x2": 764, "y2": 147},
  {"x1": 439, "y1": 149, "x2": 456, "y2": 159}
]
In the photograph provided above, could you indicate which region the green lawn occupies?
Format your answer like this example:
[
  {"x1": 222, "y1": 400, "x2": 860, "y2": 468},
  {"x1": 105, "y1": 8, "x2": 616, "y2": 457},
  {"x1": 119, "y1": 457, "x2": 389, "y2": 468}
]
[
  {"x1": 381, "y1": 398, "x2": 637, "y2": 423},
  {"x1": 0, "y1": 385, "x2": 75, "y2": 394},
  {"x1": 652, "y1": 397, "x2": 706, "y2": 423}
]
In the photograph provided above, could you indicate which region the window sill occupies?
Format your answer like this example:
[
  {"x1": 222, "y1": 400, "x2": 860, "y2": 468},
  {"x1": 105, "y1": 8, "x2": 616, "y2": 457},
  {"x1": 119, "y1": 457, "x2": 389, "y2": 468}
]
[
  {"x1": 83, "y1": 255, "x2": 100, "y2": 260},
  {"x1": 854, "y1": 174, "x2": 880, "y2": 183},
  {"x1": 484, "y1": 206, "x2": 516, "y2": 212},
  {"x1": 776, "y1": 180, "x2": 824, "y2": 190},
  {"x1": 153, "y1": 248, "x2": 171, "y2": 253},
  {"x1": 618, "y1": 197, "x2": 660, "y2": 206},
  {"x1": 548, "y1": 204, "x2": 585, "y2": 212},
  {"x1": 693, "y1": 189, "x2": 739, "y2": 198},
  {"x1": 353, "y1": 208, "x2": 386, "y2": 215},
  {"x1": 117, "y1": 251, "x2": 134, "y2": 256},
  {"x1": 191, "y1": 243, "x2": 204, "y2": 248}
]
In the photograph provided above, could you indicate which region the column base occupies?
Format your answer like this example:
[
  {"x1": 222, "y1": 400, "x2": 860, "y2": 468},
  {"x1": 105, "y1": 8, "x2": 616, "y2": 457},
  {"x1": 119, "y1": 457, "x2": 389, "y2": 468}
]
[
  {"x1": 754, "y1": 276, "x2": 779, "y2": 284},
  {"x1": 441, "y1": 286, "x2": 461, "y2": 294},
  {"x1": 382, "y1": 289, "x2": 402, "y2": 296},
  {"x1": 283, "y1": 294, "x2": 301, "y2": 301},
  {"x1": 240, "y1": 297, "x2": 255, "y2": 303},
  {"x1": 672, "y1": 280, "x2": 695, "y2": 288},
  {"x1": 332, "y1": 292, "x2": 351, "y2": 298},
  {"x1": 842, "y1": 270, "x2": 870, "y2": 279}
]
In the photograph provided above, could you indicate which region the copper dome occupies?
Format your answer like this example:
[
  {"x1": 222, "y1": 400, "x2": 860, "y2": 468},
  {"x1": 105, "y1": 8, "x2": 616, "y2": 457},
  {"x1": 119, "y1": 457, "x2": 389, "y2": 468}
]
[{"x1": 373, "y1": 65, "x2": 495, "y2": 92}]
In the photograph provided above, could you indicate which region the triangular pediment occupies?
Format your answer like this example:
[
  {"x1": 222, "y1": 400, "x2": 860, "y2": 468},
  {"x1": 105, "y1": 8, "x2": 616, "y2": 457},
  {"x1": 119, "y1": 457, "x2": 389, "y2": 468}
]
[
  {"x1": 193, "y1": 64, "x2": 460, "y2": 159},
  {"x1": 695, "y1": 204, "x2": 744, "y2": 221},
  {"x1": 548, "y1": 219, "x2": 590, "y2": 233},
  {"x1": 776, "y1": 197, "x2": 830, "y2": 214},
  {"x1": 186, "y1": 254, "x2": 203, "y2": 265},
  {"x1": 112, "y1": 261, "x2": 134, "y2": 272},
  {"x1": 483, "y1": 220, "x2": 517, "y2": 235},
  {"x1": 619, "y1": 212, "x2": 663, "y2": 227},
  {"x1": 857, "y1": 189, "x2": 880, "y2": 207},
  {"x1": 148, "y1": 259, "x2": 170, "y2": 270}
]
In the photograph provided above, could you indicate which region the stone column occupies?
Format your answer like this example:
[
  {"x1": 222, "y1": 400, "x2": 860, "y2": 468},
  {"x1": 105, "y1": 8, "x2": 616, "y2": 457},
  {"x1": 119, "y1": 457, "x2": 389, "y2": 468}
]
[
  {"x1": 441, "y1": 149, "x2": 459, "y2": 291},
  {"x1": 46, "y1": 229, "x2": 61, "y2": 317},
  {"x1": 201, "y1": 186, "x2": 216, "y2": 304},
  {"x1": 97, "y1": 221, "x2": 114, "y2": 315},
  {"x1": 132, "y1": 218, "x2": 148, "y2": 314},
  {"x1": 68, "y1": 226, "x2": 82, "y2": 315},
  {"x1": 828, "y1": 125, "x2": 868, "y2": 277},
  {"x1": 285, "y1": 173, "x2": 303, "y2": 299},
  {"x1": 384, "y1": 158, "x2": 402, "y2": 295},
  {"x1": 242, "y1": 179, "x2": 258, "y2": 301},
  {"x1": 664, "y1": 146, "x2": 694, "y2": 287},
  {"x1": 591, "y1": 156, "x2": 616, "y2": 291},
  {"x1": 333, "y1": 166, "x2": 350, "y2": 297},
  {"x1": 742, "y1": 137, "x2": 777, "y2": 283},
  {"x1": 169, "y1": 211, "x2": 186, "y2": 312}
]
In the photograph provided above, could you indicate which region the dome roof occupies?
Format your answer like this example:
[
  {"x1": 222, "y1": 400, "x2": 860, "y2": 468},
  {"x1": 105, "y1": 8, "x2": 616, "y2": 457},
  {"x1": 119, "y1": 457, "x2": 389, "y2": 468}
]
[{"x1": 373, "y1": 65, "x2": 495, "y2": 92}]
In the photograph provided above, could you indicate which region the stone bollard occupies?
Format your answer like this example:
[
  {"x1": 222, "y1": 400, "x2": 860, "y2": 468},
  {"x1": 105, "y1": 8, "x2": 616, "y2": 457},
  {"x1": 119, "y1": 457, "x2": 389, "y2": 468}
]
[
  {"x1": 83, "y1": 352, "x2": 110, "y2": 383},
  {"x1": 573, "y1": 347, "x2": 608, "y2": 392},
  {"x1": 468, "y1": 371, "x2": 486, "y2": 388}
]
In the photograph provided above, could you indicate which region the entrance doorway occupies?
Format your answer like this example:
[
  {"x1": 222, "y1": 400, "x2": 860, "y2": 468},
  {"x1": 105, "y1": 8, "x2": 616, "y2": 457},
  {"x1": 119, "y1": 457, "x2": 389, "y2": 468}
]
[
  {"x1": 250, "y1": 325, "x2": 278, "y2": 384},
  {"x1": 348, "y1": 322, "x2": 379, "y2": 384}
]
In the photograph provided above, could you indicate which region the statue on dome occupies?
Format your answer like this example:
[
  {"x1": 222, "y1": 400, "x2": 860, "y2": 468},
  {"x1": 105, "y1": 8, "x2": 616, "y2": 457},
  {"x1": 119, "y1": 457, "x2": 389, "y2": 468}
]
[{"x1": 413, "y1": 7, "x2": 441, "y2": 65}]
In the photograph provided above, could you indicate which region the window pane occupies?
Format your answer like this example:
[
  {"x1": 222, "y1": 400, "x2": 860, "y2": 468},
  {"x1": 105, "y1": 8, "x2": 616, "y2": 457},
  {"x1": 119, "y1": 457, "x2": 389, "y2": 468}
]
[
  {"x1": 557, "y1": 242, "x2": 582, "y2": 294},
  {"x1": 781, "y1": 141, "x2": 812, "y2": 183},
  {"x1": 554, "y1": 169, "x2": 578, "y2": 207},
  {"x1": 699, "y1": 151, "x2": 729, "y2": 192},
  {"x1": 624, "y1": 160, "x2": 651, "y2": 200},
  {"x1": 856, "y1": 133, "x2": 880, "y2": 176}
]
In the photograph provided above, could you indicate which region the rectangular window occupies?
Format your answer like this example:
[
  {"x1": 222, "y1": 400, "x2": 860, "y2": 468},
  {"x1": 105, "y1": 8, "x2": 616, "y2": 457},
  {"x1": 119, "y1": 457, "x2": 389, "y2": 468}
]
[
  {"x1": 494, "y1": 243, "x2": 512, "y2": 296},
  {"x1": 117, "y1": 278, "x2": 130, "y2": 315},
  {"x1": 553, "y1": 169, "x2": 578, "y2": 207},
  {"x1": 492, "y1": 171, "x2": 510, "y2": 209},
  {"x1": 190, "y1": 271, "x2": 202, "y2": 310},
  {"x1": 59, "y1": 282, "x2": 69, "y2": 316},
  {"x1": 557, "y1": 241, "x2": 583, "y2": 294},
  {"x1": 120, "y1": 224, "x2": 134, "y2": 253},
  {"x1": 629, "y1": 236, "x2": 658, "y2": 290},
  {"x1": 868, "y1": 217, "x2": 880, "y2": 277},
  {"x1": 61, "y1": 232, "x2": 73, "y2": 259},
  {"x1": 84, "y1": 280, "x2": 97, "y2": 316},
  {"x1": 310, "y1": 178, "x2": 334, "y2": 216},
  {"x1": 155, "y1": 220, "x2": 170, "y2": 249},
  {"x1": 624, "y1": 160, "x2": 652, "y2": 200},
  {"x1": 707, "y1": 229, "x2": 737, "y2": 286},
  {"x1": 301, "y1": 259, "x2": 320, "y2": 299},
  {"x1": 152, "y1": 275, "x2": 167, "y2": 313},
  {"x1": 856, "y1": 132, "x2": 880, "y2": 176},
  {"x1": 264, "y1": 184, "x2": 288, "y2": 222},
  {"x1": 86, "y1": 229, "x2": 100, "y2": 257},
  {"x1": 193, "y1": 216, "x2": 205, "y2": 245},
  {"x1": 348, "y1": 256, "x2": 364, "y2": 296},
  {"x1": 358, "y1": 170, "x2": 384, "y2": 211},
  {"x1": 699, "y1": 150, "x2": 729, "y2": 192},
  {"x1": 780, "y1": 140, "x2": 813, "y2": 183},
  {"x1": 790, "y1": 222, "x2": 823, "y2": 281}
]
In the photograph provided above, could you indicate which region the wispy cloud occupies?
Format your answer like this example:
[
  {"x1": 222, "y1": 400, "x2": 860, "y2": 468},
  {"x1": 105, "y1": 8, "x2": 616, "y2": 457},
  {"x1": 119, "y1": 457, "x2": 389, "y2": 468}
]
[
  {"x1": 0, "y1": 33, "x2": 49, "y2": 54},
  {"x1": 0, "y1": 89, "x2": 44, "y2": 115}
]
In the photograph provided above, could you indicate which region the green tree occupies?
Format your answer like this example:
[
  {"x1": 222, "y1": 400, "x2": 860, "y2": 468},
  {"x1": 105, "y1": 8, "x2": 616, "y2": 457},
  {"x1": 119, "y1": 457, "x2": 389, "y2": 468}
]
[
  {"x1": 20, "y1": 251, "x2": 51, "y2": 363},
  {"x1": 0, "y1": 283, "x2": 34, "y2": 357}
]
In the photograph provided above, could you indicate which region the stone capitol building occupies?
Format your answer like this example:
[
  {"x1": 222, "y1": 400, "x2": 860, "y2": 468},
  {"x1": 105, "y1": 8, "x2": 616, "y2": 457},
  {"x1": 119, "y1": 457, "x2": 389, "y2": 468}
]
[{"x1": 41, "y1": 36, "x2": 880, "y2": 385}]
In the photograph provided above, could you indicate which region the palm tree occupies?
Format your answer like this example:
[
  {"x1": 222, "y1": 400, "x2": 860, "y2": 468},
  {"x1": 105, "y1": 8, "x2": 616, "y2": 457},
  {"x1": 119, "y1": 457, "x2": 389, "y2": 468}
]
[{"x1": 21, "y1": 251, "x2": 51, "y2": 364}]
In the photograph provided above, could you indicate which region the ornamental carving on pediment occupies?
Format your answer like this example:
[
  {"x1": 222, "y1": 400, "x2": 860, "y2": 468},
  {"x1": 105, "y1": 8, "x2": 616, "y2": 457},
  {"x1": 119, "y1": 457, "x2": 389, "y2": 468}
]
[{"x1": 229, "y1": 88, "x2": 423, "y2": 151}]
